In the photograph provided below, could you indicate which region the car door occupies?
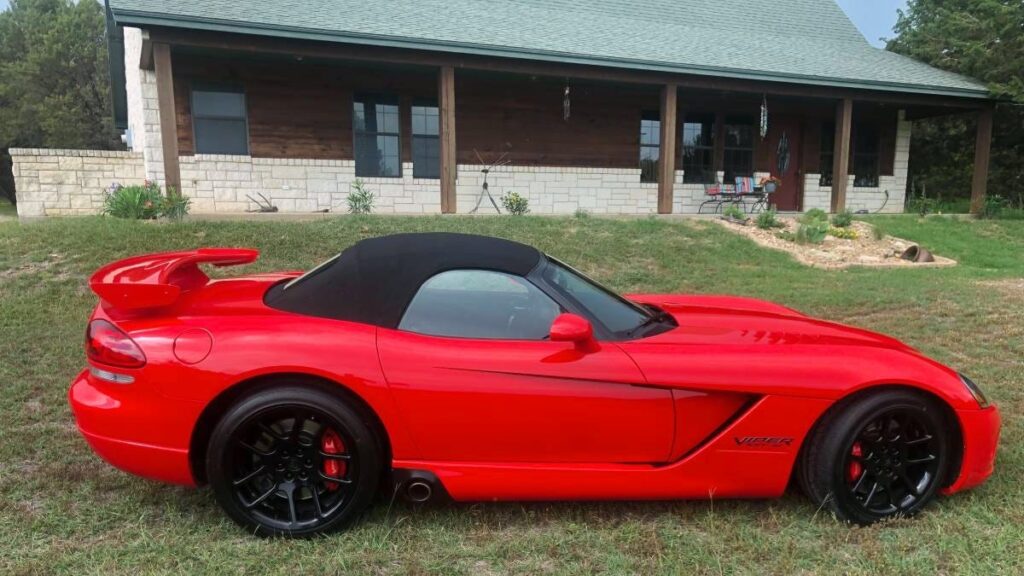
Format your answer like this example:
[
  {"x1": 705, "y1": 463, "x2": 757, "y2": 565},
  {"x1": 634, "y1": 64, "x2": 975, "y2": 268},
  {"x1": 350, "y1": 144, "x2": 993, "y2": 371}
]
[{"x1": 376, "y1": 268, "x2": 675, "y2": 463}]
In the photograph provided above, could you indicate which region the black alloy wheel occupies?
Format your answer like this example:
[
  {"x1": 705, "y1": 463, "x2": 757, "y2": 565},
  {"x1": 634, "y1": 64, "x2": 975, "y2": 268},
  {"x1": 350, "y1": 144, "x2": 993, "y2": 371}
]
[
  {"x1": 799, "y1": 389, "x2": 950, "y2": 525},
  {"x1": 207, "y1": 385, "x2": 382, "y2": 536},
  {"x1": 842, "y1": 408, "x2": 941, "y2": 515}
]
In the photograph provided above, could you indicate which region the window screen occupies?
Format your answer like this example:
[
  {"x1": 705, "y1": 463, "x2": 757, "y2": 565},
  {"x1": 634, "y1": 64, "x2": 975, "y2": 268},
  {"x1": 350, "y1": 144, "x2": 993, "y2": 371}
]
[
  {"x1": 411, "y1": 102, "x2": 440, "y2": 179},
  {"x1": 682, "y1": 114, "x2": 715, "y2": 184},
  {"x1": 820, "y1": 123, "x2": 835, "y2": 187},
  {"x1": 354, "y1": 95, "x2": 401, "y2": 177},
  {"x1": 853, "y1": 125, "x2": 880, "y2": 188},
  {"x1": 192, "y1": 89, "x2": 249, "y2": 155},
  {"x1": 723, "y1": 117, "x2": 754, "y2": 182},
  {"x1": 639, "y1": 112, "x2": 660, "y2": 183}
]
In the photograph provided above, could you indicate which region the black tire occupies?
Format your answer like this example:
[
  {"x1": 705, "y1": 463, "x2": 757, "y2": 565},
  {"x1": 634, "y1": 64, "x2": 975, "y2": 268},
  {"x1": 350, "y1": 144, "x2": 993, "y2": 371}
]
[
  {"x1": 206, "y1": 384, "x2": 383, "y2": 537},
  {"x1": 799, "y1": 389, "x2": 950, "y2": 525}
]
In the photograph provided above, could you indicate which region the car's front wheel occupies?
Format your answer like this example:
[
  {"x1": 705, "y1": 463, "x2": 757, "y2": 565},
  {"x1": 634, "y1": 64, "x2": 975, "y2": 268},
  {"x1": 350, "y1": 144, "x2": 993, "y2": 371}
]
[
  {"x1": 206, "y1": 385, "x2": 382, "y2": 536},
  {"x1": 800, "y1": 389, "x2": 951, "y2": 525}
]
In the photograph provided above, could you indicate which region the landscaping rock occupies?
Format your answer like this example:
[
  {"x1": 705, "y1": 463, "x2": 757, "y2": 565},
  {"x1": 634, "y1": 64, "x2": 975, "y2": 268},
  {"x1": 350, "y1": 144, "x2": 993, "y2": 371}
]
[{"x1": 714, "y1": 216, "x2": 957, "y2": 269}]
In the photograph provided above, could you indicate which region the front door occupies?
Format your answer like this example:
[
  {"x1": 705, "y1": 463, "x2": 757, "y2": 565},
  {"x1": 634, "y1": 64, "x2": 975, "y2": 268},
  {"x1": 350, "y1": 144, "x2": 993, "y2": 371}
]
[{"x1": 768, "y1": 117, "x2": 803, "y2": 211}]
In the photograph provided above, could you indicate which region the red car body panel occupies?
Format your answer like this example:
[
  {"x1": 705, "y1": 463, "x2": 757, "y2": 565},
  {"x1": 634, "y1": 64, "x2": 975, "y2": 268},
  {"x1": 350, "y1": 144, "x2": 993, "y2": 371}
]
[{"x1": 69, "y1": 249, "x2": 1000, "y2": 503}]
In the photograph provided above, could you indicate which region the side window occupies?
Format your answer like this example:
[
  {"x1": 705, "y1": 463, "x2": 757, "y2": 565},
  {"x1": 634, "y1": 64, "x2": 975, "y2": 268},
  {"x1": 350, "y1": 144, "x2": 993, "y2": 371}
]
[{"x1": 399, "y1": 270, "x2": 560, "y2": 340}]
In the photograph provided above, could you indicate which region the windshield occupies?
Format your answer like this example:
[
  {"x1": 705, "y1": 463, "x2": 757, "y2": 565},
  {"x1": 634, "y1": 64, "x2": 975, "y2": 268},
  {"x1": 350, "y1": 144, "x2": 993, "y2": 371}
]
[{"x1": 541, "y1": 257, "x2": 653, "y2": 336}]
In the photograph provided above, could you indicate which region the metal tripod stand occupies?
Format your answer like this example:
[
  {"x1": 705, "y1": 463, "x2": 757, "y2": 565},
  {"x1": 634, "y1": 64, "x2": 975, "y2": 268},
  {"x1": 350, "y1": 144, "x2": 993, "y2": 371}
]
[{"x1": 469, "y1": 150, "x2": 510, "y2": 214}]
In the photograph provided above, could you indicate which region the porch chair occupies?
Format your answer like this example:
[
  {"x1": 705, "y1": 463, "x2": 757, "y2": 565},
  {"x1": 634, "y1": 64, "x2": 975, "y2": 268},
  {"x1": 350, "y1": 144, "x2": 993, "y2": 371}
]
[
  {"x1": 734, "y1": 176, "x2": 767, "y2": 213},
  {"x1": 698, "y1": 182, "x2": 738, "y2": 214}
]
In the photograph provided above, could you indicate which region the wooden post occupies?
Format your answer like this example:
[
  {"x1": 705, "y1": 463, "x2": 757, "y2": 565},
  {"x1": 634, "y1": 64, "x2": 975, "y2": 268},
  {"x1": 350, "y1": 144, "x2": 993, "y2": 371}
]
[
  {"x1": 970, "y1": 106, "x2": 994, "y2": 215},
  {"x1": 713, "y1": 112, "x2": 725, "y2": 181},
  {"x1": 438, "y1": 65, "x2": 457, "y2": 214},
  {"x1": 657, "y1": 84, "x2": 678, "y2": 214},
  {"x1": 830, "y1": 98, "x2": 853, "y2": 212},
  {"x1": 153, "y1": 43, "x2": 181, "y2": 195}
]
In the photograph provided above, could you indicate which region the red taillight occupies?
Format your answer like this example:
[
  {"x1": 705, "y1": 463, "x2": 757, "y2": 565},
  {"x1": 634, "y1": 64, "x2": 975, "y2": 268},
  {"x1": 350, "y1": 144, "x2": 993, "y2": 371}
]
[{"x1": 86, "y1": 319, "x2": 146, "y2": 368}]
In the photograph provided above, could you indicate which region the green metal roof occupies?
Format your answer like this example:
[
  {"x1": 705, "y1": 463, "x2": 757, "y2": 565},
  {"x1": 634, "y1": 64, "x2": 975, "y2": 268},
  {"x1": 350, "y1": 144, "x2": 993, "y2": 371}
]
[{"x1": 109, "y1": 0, "x2": 991, "y2": 99}]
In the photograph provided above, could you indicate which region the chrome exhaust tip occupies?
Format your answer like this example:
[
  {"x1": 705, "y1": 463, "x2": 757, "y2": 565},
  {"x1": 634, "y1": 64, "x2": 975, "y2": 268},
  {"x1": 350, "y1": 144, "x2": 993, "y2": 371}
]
[{"x1": 406, "y1": 480, "x2": 433, "y2": 503}]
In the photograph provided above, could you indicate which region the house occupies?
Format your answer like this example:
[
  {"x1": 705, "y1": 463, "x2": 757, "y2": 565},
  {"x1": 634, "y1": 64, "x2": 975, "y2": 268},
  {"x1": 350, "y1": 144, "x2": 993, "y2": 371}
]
[{"x1": 11, "y1": 0, "x2": 996, "y2": 217}]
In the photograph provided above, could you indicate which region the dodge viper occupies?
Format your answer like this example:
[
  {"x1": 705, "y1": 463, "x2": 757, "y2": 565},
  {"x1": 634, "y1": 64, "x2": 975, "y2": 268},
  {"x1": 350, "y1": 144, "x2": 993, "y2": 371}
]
[{"x1": 70, "y1": 233, "x2": 1000, "y2": 536}]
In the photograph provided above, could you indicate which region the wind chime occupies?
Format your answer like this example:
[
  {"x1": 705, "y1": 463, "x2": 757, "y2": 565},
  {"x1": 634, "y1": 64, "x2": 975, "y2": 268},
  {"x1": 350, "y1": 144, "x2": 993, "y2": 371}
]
[
  {"x1": 563, "y1": 83, "x2": 571, "y2": 121},
  {"x1": 759, "y1": 94, "x2": 769, "y2": 139}
]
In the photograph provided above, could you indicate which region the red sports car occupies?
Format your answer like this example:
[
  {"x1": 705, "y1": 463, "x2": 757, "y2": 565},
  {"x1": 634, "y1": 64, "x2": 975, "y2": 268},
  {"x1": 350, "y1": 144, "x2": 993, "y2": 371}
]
[{"x1": 70, "y1": 233, "x2": 1000, "y2": 536}]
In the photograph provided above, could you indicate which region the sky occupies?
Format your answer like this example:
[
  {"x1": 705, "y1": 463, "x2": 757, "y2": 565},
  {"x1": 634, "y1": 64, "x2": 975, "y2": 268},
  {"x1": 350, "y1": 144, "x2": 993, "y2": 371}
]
[
  {"x1": 836, "y1": 0, "x2": 909, "y2": 47},
  {"x1": 0, "y1": 0, "x2": 907, "y2": 49}
]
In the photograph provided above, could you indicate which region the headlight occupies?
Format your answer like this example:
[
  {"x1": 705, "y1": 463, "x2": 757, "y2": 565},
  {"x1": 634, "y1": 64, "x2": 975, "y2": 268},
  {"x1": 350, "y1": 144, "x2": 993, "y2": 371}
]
[{"x1": 959, "y1": 373, "x2": 990, "y2": 408}]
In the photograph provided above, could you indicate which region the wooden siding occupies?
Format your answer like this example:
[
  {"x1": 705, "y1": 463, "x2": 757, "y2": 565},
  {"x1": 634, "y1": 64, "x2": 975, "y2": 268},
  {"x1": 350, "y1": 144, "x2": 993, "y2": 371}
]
[
  {"x1": 169, "y1": 53, "x2": 901, "y2": 176},
  {"x1": 173, "y1": 54, "x2": 435, "y2": 159},
  {"x1": 454, "y1": 75, "x2": 659, "y2": 167}
]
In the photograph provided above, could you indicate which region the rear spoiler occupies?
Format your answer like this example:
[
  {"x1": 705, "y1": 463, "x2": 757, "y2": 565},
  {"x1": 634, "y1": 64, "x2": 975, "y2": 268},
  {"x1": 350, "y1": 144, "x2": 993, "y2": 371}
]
[{"x1": 89, "y1": 248, "x2": 259, "y2": 310}]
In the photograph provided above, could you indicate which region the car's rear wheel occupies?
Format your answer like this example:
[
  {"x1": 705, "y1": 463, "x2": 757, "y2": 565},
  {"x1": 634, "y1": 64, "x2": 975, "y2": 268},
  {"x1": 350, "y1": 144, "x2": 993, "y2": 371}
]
[
  {"x1": 206, "y1": 386, "x2": 382, "y2": 537},
  {"x1": 800, "y1": 389, "x2": 950, "y2": 525}
]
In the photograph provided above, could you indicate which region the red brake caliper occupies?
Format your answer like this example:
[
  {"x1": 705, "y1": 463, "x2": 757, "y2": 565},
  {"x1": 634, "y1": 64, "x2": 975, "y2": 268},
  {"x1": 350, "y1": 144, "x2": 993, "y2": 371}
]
[
  {"x1": 847, "y1": 441, "x2": 863, "y2": 483},
  {"x1": 320, "y1": 428, "x2": 346, "y2": 492}
]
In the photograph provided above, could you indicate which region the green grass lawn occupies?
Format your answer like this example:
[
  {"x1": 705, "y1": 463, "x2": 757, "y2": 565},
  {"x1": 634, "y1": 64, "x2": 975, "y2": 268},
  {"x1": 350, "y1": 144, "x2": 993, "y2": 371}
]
[{"x1": 1, "y1": 214, "x2": 1021, "y2": 574}]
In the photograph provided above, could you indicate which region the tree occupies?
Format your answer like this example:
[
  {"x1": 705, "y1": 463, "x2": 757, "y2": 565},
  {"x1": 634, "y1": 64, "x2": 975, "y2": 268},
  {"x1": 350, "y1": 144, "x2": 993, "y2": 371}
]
[
  {"x1": 888, "y1": 0, "x2": 1024, "y2": 207},
  {"x1": 0, "y1": 0, "x2": 121, "y2": 205}
]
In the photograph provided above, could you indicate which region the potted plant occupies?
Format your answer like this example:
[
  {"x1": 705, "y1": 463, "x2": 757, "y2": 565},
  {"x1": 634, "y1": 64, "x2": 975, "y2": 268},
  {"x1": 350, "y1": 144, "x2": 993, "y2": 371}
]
[{"x1": 760, "y1": 176, "x2": 782, "y2": 193}]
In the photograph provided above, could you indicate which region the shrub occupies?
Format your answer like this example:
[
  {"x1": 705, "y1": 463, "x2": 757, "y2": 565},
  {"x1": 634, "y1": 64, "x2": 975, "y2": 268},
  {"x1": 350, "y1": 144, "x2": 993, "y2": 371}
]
[
  {"x1": 831, "y1": 209, "x2": 853, "y2": 228},
  {"x1": 800, "y1": 208, "x2": 828, "y2": 224},
  {"x1": 755, "y1": 208, "x2": 784, "y2": 230},
  {"x1": 907, "y1": 194, "x2": 937, "y2": 217},
  {"x1": 574, "y1": 208, "x2": 590, "y2": 219},
  {"x1": 347, "y1": 179, "x2": 374, "y2": 214},
  {"x1": 102, "y1": 182, "x2": 163, "y2": 220},
  {"x1": 501, "y1": 191, "x2": 530, "y2": 215},
  {"x1": 795, "y1": 219, "x2": 829, "y2": 244},
  {"x1": 829, "y1": 226, "x2": 859, "y2": 240},
  {"x1": 160, "y1": 189, "x2": 191, "y2": 221},
  {"x1": 103, "y1": 182, "x2": 192, "y2": 221},
  {"x1": 978, "y1": 195, "x2": 1008, "y2": 220},
  {"x1": 871, "y1": 224, "x2": 885, "y2": 241},
  {"x1": 722, "y1": 203, "x2": 746, "y2": 221}
]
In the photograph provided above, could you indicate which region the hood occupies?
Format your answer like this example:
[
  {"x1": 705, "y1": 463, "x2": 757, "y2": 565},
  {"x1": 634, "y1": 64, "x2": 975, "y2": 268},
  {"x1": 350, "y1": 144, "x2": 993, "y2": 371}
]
[{"x1": 628, "y1": 294, "x2": 914, "y2": 352}]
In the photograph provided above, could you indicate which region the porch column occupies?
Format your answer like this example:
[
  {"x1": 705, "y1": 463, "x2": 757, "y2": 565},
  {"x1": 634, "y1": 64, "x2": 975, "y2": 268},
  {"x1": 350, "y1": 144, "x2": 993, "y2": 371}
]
[
  {"x1": 969, "y1": 106, "x2": 994, "y2": 215},
  {"x1": 830, "y1": 97, "x2": 853, "y2": 212},
  {"x1": 657, "y1": 84, "x2": 678, "y2": 214},
  {"x1": 439, "y1": 65, "x2": 457, "y2": 214},
  {"x1": 152, "y1": 42, "x2": 181, "y2": 195}
]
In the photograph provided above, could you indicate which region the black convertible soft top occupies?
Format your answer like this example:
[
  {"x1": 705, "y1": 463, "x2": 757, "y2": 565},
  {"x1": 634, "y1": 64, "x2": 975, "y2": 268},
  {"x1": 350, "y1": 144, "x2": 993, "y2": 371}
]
[{"x1": 264, "y1": 233, "x2": 542, "y2": 328}]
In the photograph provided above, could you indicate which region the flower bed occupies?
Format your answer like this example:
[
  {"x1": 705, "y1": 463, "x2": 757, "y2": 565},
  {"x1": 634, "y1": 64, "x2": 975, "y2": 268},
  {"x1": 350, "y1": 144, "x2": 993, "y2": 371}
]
[{"x1": 715, "y1": 216, "x2": 957, "y2": 269}]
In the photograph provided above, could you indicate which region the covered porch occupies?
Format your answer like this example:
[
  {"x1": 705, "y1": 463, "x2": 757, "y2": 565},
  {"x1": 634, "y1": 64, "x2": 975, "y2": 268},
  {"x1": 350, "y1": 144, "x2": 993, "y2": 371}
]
[{"x1": 129, "y1": 28, "x2": 995, "y2": 216}]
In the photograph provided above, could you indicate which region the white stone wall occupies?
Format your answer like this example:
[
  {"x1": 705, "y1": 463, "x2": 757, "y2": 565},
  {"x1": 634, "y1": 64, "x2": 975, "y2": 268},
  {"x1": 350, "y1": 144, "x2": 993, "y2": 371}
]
[
  {"x1": 454, "y1": 165, "x2": 659, "y2": 214},
  {"x1": 11, "y1": 75, "x2": 912, "y2": 218},
  {"x1": 10, "y1": 149, "x2": 146, "y2": 217},
  {"x1": 123, "y1": 27, "x2": 164, "y2": 183},
  {"x1": 180, "y1": 156, "x2": 441, "y2": 213}
]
